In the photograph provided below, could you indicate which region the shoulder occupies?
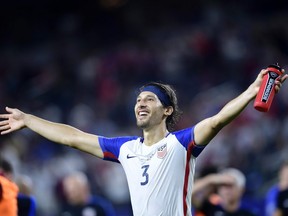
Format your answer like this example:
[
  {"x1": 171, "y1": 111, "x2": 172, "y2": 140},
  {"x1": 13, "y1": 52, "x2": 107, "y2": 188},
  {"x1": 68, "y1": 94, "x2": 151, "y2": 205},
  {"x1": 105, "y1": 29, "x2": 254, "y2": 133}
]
[
  {"x1": 99, "y1": 135, "x2": 140, "y2": 151},
  {"x1": 170, "y1": 127, "x2": 194, "y2": 141},
  {"x1": 99, "y1": 135, "x2": 139, "y2": 145},
  {"x1": 0, "y1": 176, "x2": 18, "y2": 193},
  {"x1": 99, "y1": 136, "x2": 141, "y2": 162}
]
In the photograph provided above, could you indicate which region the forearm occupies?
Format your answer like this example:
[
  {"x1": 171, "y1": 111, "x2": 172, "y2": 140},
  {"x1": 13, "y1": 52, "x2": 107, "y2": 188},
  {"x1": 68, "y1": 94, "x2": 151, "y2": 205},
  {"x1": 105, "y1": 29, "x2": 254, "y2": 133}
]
[
  {"x1": 24, "y1": 114, "x2": 80, "y2": 145},
  {"x1": 213, "y1": 84, "x2": 256, "y2": 128},
  {"x1": 0, "y1": 107, "x2": 103, "y2": 157},
  {"x1": 23, "y1": 114, "x2": 103, "y2": 157},
  {"x1": 195, "y1": 84, "x2": 257, "y2": 145}
]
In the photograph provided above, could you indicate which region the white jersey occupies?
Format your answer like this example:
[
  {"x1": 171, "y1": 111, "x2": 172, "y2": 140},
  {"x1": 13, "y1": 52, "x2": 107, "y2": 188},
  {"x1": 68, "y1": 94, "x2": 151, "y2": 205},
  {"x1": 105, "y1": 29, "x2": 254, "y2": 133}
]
[{"x1": 99, "y1": 127, "x2": 205, "y2": 216}]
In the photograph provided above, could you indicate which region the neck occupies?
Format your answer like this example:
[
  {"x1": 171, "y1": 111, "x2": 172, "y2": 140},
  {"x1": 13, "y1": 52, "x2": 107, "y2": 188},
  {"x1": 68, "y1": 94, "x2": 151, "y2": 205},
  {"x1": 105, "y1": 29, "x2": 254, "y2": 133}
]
[{"x1": 142, "y1": 125, "x2": 168, "y2": 146}]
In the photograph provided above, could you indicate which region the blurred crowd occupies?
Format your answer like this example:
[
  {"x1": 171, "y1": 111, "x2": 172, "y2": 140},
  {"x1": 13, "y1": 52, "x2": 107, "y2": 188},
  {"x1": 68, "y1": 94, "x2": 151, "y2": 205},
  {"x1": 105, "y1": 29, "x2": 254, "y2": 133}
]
[{"x1": 1, "y1": 0, "x2": 288, "y2": 215}]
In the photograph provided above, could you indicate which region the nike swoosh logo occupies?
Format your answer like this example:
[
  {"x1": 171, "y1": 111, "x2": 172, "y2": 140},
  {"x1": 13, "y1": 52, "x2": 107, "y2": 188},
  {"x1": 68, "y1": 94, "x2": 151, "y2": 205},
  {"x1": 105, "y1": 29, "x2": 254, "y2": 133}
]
[{"x1": 127, "y1": 154, "x2": 137, "y2": 159}]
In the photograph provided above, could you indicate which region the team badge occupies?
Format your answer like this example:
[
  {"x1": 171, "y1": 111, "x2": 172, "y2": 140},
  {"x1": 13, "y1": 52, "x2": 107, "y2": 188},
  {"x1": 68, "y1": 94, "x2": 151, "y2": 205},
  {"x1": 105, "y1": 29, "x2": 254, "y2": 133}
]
[{"x1": 157, "y1": 143, "x2": 167, "y2": 159}]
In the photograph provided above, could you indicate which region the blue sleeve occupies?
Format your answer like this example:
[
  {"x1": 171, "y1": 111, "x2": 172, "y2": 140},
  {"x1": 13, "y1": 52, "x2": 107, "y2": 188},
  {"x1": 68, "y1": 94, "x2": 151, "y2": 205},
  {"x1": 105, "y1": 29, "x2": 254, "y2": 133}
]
[
  {"x1": 174, "y1": 127, "x2": 206, "y2": 157},
  {"x1": 98, "y1": 136, "x2": 138, "y2": 162}
]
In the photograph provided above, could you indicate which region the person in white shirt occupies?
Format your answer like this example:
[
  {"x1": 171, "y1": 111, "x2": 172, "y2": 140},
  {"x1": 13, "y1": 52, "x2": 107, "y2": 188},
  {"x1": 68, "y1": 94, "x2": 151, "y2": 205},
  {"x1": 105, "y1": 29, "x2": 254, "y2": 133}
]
[{"x1": 0, "y1": 68, "x2": 286, "y2": 216}]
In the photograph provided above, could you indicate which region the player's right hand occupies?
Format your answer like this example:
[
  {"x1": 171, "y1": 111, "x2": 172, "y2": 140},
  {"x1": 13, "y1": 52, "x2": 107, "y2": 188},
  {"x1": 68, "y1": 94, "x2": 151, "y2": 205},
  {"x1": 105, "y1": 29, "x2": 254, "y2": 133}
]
[{"x1": 0, "y1": 107, "x2": 26, "y2": 135}]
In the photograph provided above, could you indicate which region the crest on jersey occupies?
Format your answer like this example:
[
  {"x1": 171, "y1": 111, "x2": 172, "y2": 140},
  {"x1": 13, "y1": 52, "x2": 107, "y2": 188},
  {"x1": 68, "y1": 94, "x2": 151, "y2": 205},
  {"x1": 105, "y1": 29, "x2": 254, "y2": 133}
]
[{"x1": 157, "y1": 143, "x2": 167, "y2": 159}]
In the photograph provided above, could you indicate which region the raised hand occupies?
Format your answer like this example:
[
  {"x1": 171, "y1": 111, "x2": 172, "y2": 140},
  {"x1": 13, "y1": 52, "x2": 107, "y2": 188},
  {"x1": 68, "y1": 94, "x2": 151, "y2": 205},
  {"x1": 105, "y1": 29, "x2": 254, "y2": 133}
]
[
  {"x1": 0, "y1": 107, "x2": 26, "y2": 135},
  {"x1": 275, "y1": 69, "x2": 288, "y2": 93}
]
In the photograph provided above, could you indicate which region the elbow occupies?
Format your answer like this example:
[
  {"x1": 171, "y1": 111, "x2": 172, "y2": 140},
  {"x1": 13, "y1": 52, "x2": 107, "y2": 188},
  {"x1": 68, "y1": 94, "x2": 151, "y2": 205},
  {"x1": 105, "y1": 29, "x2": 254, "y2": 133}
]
[{"x1": 210, "y1": 116, "x2": 225, "y2": 132}]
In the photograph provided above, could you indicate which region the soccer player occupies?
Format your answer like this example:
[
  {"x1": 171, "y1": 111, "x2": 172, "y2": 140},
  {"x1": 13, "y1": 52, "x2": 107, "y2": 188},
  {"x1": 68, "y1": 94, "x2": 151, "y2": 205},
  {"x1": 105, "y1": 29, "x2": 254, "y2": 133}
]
[{"x1": 0, "y1": 69, "x2": 286, "y2": 216}]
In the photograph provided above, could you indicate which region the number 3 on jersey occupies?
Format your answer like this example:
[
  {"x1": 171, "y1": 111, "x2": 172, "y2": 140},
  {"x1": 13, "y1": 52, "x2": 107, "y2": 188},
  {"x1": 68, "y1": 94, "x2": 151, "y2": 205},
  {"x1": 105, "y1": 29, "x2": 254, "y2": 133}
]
[{"x1": 141, "y1": 165, "x2": 150, "y2": 186}]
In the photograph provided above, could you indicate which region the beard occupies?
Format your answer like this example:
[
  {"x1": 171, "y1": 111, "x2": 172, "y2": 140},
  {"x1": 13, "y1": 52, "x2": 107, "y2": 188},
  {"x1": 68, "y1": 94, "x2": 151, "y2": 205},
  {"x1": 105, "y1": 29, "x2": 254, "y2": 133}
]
[{"x1": 136, "y1": 118, "x2": 150, "y2": 129}]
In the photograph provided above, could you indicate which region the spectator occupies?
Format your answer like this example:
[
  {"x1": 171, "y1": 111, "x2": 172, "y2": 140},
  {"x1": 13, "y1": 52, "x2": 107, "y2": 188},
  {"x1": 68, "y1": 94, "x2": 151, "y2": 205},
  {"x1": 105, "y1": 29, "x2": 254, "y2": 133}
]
[
  {"x1": 192, "y1": 165, "x2": 220, "y2": 216},
  {"x1": 192, "y1": 167, "x2": 258, "y2": 216},
  {"x1": 60, "y1": 171, "x2": 116, "y2": 216}
]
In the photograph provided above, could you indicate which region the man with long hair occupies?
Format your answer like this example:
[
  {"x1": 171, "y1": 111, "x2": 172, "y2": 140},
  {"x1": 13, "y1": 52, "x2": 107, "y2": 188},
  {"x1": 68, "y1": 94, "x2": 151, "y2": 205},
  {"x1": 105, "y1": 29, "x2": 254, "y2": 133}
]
[{"x1": 0, "y1": 69, "x2": 286, "y2": 216}]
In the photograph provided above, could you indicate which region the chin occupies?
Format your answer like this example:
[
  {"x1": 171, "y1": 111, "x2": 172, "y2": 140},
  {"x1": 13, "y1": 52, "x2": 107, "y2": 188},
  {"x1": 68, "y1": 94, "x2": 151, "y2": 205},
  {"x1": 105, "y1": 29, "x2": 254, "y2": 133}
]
[{"x1": 137, "y1": 121, "x2": 149, "y2": 129}]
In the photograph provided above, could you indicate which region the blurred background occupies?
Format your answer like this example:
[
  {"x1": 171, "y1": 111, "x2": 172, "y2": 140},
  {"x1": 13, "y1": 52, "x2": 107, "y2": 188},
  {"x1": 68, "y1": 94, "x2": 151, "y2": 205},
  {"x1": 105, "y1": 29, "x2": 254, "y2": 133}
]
[{"x1": 1, "y1": 0, "x2": 288, "y2": 215}]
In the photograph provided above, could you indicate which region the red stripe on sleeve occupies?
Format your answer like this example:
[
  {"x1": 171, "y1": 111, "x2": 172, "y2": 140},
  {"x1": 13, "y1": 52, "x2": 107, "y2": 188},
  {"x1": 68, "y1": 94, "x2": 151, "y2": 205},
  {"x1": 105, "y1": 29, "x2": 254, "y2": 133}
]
[{"x1": 103, "y1": 152, "x2": 119, "y2": 162}]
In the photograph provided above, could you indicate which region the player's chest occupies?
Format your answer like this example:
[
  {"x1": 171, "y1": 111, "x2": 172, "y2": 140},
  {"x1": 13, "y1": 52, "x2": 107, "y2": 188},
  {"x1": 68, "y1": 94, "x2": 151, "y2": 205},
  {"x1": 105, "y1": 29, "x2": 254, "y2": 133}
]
[{"x1": 126, "y1": 141, "x2": 170, "y2": 164}]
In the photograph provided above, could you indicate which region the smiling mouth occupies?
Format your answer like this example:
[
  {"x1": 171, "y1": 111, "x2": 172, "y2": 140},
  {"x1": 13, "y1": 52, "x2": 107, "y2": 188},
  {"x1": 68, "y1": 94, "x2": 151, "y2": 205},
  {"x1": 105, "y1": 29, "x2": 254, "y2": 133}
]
[{"x1": 138, "y1": 111, "x2": 148, "y2": 116}]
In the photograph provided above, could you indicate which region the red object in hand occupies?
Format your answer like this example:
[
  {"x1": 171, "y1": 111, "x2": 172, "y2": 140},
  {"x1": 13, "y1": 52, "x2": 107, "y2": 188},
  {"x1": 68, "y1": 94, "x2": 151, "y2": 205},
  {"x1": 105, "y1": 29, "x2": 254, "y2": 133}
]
[{"x1": 254, "y1": 63, "x2": 283, "y2": 112}]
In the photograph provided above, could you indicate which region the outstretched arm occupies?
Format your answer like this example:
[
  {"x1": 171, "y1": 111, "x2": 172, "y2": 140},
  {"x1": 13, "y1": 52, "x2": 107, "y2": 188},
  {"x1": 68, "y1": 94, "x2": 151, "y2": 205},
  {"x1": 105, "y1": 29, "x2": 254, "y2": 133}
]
[
  {"x1": 194, "y1": 68, "x2": 288, "y2": 146},
  {"x1": 0, "y1": 107, "x2": 104, "y2": 158}
]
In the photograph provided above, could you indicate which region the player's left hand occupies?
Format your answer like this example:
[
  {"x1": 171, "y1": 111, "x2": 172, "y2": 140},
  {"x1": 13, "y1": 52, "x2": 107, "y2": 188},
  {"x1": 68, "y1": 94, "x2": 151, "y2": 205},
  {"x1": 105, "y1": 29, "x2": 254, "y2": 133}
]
[{"x1": 275, "y1": 69, "x2": 288, "y2": 93}]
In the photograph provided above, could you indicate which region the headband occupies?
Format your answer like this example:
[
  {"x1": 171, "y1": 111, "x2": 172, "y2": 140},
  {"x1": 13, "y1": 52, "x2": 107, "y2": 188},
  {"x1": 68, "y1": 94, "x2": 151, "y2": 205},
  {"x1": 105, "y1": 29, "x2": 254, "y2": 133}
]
[{"x1": 141, "y1": 85, "x2": 172, "y2": 107}]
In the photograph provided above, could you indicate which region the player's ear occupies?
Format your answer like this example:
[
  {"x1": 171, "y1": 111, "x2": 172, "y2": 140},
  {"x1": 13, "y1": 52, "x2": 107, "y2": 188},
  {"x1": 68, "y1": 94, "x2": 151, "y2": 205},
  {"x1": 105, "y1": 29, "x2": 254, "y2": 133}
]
[{"x1": 164, "y1": 106, "x2": 173, "y2": 116}]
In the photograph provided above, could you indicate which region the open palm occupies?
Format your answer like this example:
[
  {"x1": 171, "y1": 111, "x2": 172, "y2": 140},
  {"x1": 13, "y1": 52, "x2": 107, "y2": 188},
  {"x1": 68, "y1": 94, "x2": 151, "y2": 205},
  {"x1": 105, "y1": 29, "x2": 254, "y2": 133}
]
[{"x1": 0, "y1": 107, "x2": 25, "y2": 135}]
